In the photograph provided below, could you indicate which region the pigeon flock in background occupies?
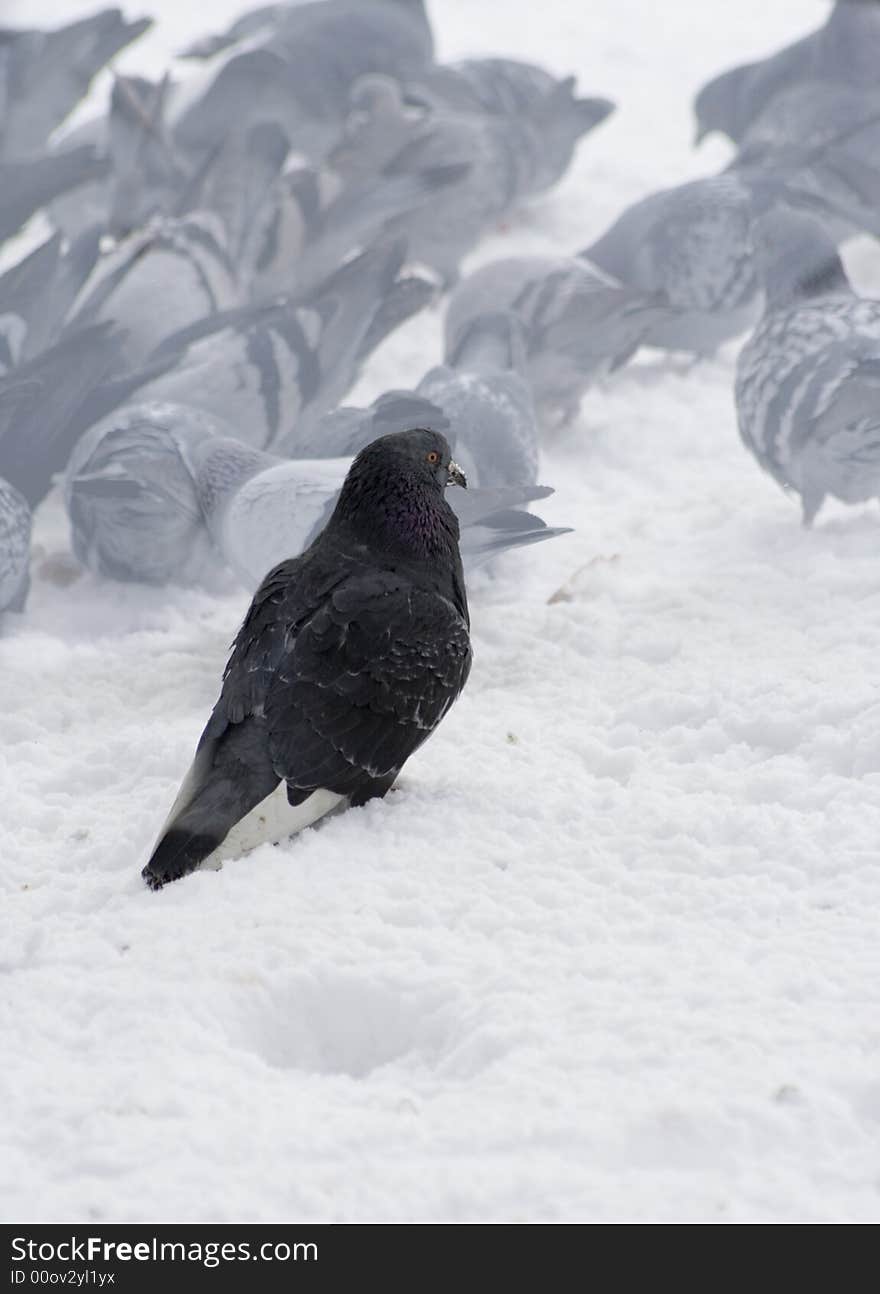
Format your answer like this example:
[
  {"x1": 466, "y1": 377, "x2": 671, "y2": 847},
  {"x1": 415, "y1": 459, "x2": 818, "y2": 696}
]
[{"x1": 3, "y1": 0, "x2": 880, "y2": 873}]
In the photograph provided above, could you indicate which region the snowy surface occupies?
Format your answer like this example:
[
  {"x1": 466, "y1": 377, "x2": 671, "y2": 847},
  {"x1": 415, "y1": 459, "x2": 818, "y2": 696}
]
[{"x1": 4, "y1": 0, "x2": 880, "y2": 1223}]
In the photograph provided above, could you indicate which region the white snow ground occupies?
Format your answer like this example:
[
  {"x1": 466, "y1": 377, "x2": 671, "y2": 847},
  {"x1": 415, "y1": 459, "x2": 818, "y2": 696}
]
[{"x1": 3, "y1": 0, "x2": 880, "y2": 1224}]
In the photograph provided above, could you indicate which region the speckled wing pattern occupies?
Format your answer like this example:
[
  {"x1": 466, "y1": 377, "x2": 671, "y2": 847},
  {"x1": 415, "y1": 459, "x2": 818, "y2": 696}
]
[{"x1": 735, "y1": 297, "x2": 880, "y2": 491}]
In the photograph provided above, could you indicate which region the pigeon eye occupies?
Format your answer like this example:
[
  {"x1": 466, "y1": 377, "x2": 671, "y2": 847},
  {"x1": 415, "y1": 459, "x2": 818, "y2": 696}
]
[{"x1": 426, "y1": 451, "x2": 440, "y2": 465}]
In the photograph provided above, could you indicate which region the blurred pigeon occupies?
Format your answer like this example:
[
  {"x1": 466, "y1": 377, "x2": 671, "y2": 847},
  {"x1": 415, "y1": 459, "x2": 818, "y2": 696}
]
[
  {"x1": 694, "y1": 0, "x2": 880, "y2": 146},
  {"x1": 0, "y1": 9, "x2": 152, "y2": 158},
  {"x1": 582, "y1": 174, "x2": 764, "y2": 356},
  {"x1": 0, "y1": 147, "x2": 109, "y2": 246},
  {"x1": 73, "y1": 236, "x2": 434, "y2": 454},
  {"x1": 142, "y1": 427, "x2": 470, "y2": 889},
  {"x1": 64, "y1": 401, "x2": 233, "y2": 586},
  {"x1": 407, "y1": 59, "x2": 614, "y2": 195},
  {"x1": 0, "y1": 477, "x2": 31, "y2": 615},
  {"x1": 174, "y1": 1, "x2": 433, "y2": 162},
  {"x1": 730, "y1": 87, "x2": 880, "y2": 244},
  {"x1": 67, "y1": 213, "x2": 239, "y2": 367},
  {"x1": 735, "y1": 207, "x2": 880, "y2": 525},
  {"x1": 237, "y1": 154, "x2": 469, "y2": 302},
  {"x1": 735, "y1": 82, "x2": 880, "y2": 165},
  {"x1": 0, "y1": 322, "x2": 128, "y2": 507},
  {"x1": 445, "y1": 255, "x2": 674, "y2": 423},
  {"x1": 186, "y1": 436, "x2": 570, "y2": 589},
  {"x1": 0, "y1": 228, "x2": 102, "y2": 369},
  {"x1": 329, "y1": 74, "x2": 568, "y2": 284},
  {"x1": 315, "y1": 312, "x2": 539, "y2": 486}
]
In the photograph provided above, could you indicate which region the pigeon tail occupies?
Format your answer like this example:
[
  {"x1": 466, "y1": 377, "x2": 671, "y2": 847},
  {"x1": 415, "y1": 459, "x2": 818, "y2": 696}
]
[{"x1": 143, "y1": 717, "x2": 281, "y2": 888}]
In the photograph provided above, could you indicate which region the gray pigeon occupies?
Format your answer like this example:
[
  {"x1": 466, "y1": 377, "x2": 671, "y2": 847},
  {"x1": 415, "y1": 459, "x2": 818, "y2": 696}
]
[
  {"x1": 327, "y1": 75, "x2": 525, "y2": 285},
  {"x1": 0, "y1": 147, "x2": 110, "y2": 246},
  {"x1": 72, "y1": 236, "x2": 435, "y2": 456},
  {"x1": 142, "y1": 427, "x2": 470, "y2": 889},
  {"x1": 329, "y1": 73, "x2": 594, "y2": 284},
  {"x1": 173, "y1": 0, "x2": 433, "y2": 163},
  {"x1": 582, "y1": 174, "x2": 764, "y2": 356},
  {"x1": 315, "y1": 312, "x2": 539, "y2": 486},
  {"x1": 694, "y1": 0, "x2": 880, "y2": 147},
  {"x1": 580, "y1": 152, "x2": 880, "y2": 360},
  {"x1": 66, "y1": 213, "x2": 240, "y2": 368},
  {"x1": 0, "y1": 322, "x2": 128, "y2": 508},
  {"x1": 186, "y1": 436, "x2": 569, "y2": 589},
  {"x1": 406, "y1": 59, "x2": 614, "y2": 197},
  {"x1": 64, "y1": 402, "x2": 233, "y2": 586},
  {"x1": 444, "y1": 255, "x2": 674, "y2": 424},
  {"x1": 0, "y1": 9, "x2": 152, "y2": 159},
  {"x1": 0, "y1": 476, "x2": 31, "y2": 615},
  {"x1": 735, "y1": 207, "x2": 880, "y2": 525}
]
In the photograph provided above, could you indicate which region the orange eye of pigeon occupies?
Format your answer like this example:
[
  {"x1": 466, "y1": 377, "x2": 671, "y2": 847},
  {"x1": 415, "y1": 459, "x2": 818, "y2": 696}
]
[{"x1": 426, "y1": 451, "x2": 440, "y2": 465}]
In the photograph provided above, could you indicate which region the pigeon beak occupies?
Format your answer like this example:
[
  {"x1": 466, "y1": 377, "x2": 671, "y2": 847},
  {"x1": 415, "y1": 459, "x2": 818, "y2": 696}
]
[{"x1": 446, "y1": 460, "x2": 467, "y2": 489}]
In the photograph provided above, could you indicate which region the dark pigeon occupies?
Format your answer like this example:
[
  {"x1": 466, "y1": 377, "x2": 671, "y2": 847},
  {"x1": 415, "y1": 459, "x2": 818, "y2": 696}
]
[{"x1": 142, "y1": 427, "x2": 472, "y2": 889}]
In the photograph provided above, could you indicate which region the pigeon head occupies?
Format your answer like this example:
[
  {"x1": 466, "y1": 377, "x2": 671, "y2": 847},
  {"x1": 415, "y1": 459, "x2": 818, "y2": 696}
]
[
  {"x1": 754, "y1": 208, "x2": 852, "y2": 309},
  {"x1": 333, "y1": 428, "x2": 467, "y2": 559}
]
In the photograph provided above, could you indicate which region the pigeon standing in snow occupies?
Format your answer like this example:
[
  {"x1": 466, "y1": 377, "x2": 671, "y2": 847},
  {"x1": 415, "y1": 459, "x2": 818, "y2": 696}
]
[
  {"x1": 445, "y1": 255, "x2": 674, "y2": 424},
  {"x1": 0, "y1": 477, "x2": 31, "y2": 615},
  {"x1": 693, "y1": 0, "x2": 880, "y2": 147},
  {"x1": 142, "y1": 428, "x2": 472, "y2": 889},
  {"x1": 735, "y1": 208, "x2": 880, "y2": 525}
]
